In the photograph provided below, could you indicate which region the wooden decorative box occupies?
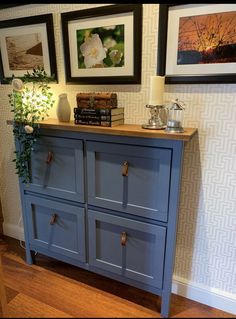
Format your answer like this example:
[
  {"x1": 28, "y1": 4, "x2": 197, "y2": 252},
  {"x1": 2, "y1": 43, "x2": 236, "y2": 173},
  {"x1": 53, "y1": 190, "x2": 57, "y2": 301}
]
[{"x1": 76, "y1": 93, "x2": 117, "y2": 109}]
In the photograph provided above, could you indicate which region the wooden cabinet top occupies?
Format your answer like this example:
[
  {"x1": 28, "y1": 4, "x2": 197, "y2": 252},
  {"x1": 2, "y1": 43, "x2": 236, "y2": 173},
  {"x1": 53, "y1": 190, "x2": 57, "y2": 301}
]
[{"x1": 8, "y1": 118, "x2": 198, "y2": 141}]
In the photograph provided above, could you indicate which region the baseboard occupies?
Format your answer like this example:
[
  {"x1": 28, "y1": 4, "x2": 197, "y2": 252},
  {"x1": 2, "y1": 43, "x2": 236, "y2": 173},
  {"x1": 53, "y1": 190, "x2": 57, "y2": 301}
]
[
  {"x1": 172, "y1": 275, "x2": 236, "y2": 315},
  {"x1": 3, "y1": 222, "x2": 25, "y2": 241},
  {"x1": 2, "y1": 222, "x2": 235, "y2": 315}
]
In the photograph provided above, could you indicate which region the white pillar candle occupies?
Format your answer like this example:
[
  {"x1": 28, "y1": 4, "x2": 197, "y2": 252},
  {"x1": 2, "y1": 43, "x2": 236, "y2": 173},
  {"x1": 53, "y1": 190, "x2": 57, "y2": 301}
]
[{"x1": 149, "y1": 76, "x2": 165, "y2": 105}]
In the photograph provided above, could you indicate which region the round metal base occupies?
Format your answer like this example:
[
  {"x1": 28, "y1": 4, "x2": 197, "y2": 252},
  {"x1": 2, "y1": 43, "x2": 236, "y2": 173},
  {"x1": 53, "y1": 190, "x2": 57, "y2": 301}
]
[
  {"x1": 165, "y1": 126, "x2": 185, "y2": 133},
  {"x1": 142, "y1": 123, "x2": 166, "y2": 130}
]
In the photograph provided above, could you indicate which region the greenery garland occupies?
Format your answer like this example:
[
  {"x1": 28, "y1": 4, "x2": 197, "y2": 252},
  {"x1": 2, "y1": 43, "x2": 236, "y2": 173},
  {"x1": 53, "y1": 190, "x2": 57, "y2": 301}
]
[{"x1": 9, "y1": 67, "x2": 55, "y2": 184}]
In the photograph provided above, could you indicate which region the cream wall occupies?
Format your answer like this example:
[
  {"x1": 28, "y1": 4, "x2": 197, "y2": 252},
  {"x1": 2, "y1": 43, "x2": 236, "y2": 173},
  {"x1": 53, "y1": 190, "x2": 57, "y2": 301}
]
[{"x1": 0, "y1": 3, "x2": 235, "y2": 314}]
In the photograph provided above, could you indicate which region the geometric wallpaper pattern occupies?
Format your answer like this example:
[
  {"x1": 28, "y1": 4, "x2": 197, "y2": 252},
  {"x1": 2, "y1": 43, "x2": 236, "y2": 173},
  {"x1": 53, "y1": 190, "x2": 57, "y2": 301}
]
[
  {"x1": 168, "y1": 85, "x2": 236, "y2": 294},
  {"x1": 0, "y1": 4, "x2": 235, "y2": 297}
]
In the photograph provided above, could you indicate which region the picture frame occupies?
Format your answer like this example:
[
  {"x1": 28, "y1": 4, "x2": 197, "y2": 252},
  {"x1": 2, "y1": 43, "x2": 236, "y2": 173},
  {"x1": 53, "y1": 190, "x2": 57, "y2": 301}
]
[
  {"x1": 0, "y1": 14, "x2": 57, "y2": 83},
  {"x1": 61, "y1": 4, "x2": 142, "y2": 84},
  {"x1": 157, "y1": 4, "x2": 236, "y2": 84}
]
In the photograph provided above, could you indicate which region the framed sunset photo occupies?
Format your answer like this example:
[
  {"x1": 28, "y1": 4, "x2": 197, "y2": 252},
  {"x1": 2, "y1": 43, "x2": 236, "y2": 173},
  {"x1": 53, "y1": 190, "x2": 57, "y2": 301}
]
[
  {"x1": 157, "y1": 4, "x2": 236, "y2": 84},
  {"x1": 61, "y1": 4, "x2": 142, "y2": 84}
]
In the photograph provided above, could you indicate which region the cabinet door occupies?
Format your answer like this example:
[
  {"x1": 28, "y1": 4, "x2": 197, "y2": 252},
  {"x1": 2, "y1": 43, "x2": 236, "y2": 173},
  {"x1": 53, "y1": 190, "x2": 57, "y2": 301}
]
[
  {"x1": 28, "y1": 136, "x2": 84, "y2": 203},
  {"x1": 25, "y1": 195, "x2": 86, "y2": 262},
  {"x1": 87, "y1": 141, "x2": 171, "y2": 222},
  {"x1": 88, "y1": 210, "x2": 166, "y2": 289}
]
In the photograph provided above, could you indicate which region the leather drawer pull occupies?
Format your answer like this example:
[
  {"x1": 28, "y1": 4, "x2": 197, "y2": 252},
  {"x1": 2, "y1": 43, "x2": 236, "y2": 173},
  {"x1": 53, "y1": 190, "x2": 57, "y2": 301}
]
[
  {"x1": 122, "y1": 161, "x2": 129, "y2": 176},
  {"x1": 50, "y1": 213, "x2": 57, "y2": 225},
  {"x1": 121, "y1": 231, "x2": 127, "y2": 246},
  {"x1": 46, "y1": 151, "x2": 53, "y2": 164}
]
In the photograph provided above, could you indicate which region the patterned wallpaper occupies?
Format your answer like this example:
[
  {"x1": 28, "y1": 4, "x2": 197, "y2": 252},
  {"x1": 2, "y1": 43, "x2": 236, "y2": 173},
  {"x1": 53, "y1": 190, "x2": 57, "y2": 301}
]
[{"x1": 0, "y1": 4, "x2": 235, "y2": 298}]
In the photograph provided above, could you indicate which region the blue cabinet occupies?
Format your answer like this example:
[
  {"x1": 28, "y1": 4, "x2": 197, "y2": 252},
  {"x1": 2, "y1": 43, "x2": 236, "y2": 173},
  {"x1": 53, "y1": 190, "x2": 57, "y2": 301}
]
[
  {"x1": 25, "y1": 195, "x2": 86, "y2": 263},
  {"x1": 27, "y1": 136, "x2": 84, "y2": 203},
  {"x1": 17, "y1": 127, "x2": 189, "y2": 317},
  {"x1": 88, "y1": 209, "x2": 166, "y2": 289},
  {"x1": 87, "y1": 141, "x2": 172, "y2": 222}
]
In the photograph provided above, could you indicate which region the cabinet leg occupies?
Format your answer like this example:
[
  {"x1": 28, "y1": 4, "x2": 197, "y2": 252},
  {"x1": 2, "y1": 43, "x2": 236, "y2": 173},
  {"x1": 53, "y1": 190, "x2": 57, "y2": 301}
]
[
  {"x1": 161, "y1": 292, "x2": 171, "y2": 318},
  {"x1": 25, "y1": 249, "x2": 35, "y2": 265}
]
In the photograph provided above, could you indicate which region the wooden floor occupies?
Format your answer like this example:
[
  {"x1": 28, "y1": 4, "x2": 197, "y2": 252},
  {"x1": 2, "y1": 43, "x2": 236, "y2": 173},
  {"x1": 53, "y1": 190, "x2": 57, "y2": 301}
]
[{"x1": 0, "y1": 236, "x2": 235, "y2": 318}]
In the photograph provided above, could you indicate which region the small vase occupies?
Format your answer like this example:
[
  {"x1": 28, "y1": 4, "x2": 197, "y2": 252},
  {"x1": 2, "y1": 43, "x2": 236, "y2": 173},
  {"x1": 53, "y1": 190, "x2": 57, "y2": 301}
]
[{"x1": 56, "y1": 93, "x2": 71, "y2": 122}]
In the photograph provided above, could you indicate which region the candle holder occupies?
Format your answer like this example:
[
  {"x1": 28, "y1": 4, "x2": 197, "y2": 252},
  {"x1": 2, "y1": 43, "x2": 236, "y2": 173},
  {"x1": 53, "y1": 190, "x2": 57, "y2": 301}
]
[
  {"x1": 165, "y1": 99, "x2": 185, "y2": 133},
  {"x1": 142, "y1": 104, "x2": 166, "y2": 130}
]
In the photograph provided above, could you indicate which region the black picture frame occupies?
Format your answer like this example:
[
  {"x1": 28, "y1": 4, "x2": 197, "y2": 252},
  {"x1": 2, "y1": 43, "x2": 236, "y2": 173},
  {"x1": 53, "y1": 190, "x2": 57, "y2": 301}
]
[
  {"x1": 61, "y1": 4, "x2": 142, "y2": 84},
  {"x1": 0, "y1": 14, "x2": 57, "y2": 83},
  {"x1": 157, "y1": 4, "x2": 236, "y2": 84}
]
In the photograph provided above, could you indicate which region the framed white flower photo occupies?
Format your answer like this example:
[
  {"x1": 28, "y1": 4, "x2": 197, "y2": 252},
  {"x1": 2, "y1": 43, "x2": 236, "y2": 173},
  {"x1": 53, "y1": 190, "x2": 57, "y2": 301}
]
[
  {"x1": 0, "y1": 14, "x2": 57, "y2": 83},
  {"x1": 61, "y1": 4, "x2": 142, "y2": 84}
]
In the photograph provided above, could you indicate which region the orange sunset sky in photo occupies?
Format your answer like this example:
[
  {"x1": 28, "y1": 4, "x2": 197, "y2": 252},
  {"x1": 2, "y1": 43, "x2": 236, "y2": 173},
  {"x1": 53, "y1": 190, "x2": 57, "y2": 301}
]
[{"x1": 178, "y1": 11, "x2": 236, "y2": 52}]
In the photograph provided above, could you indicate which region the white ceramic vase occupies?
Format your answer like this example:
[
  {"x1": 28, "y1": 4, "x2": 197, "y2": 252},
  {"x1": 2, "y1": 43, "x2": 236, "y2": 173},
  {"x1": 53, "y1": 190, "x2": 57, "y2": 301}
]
[{"x1": 56, "y1": 93, "x2": 71, "y2": 122}]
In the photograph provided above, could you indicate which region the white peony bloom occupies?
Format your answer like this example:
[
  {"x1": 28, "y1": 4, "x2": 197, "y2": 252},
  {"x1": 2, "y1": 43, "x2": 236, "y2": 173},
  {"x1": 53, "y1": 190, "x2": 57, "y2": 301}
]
[
  {"x1": 80, "y1": 34, "x2": 106, "y2": 68},
  {"x1": 12, "y1": 78, "x2": 24, "y2": 92},
  {"x1": 24, "y1": 125, "x2": 34, "y2": 134}
]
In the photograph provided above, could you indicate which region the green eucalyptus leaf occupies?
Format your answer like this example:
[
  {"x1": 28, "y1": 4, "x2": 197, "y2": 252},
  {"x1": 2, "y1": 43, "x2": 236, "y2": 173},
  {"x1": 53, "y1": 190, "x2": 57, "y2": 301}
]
[{"x1": 10, "y1": 66, "x2": 54, "y2": 184}]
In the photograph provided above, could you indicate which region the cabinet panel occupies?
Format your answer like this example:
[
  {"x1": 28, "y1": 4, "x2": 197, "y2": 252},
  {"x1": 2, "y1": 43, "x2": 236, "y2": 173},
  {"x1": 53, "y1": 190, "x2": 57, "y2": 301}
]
[
  {"x1": 87, "y1": 141, "x2": 172, "y2": 222},
  {"x1": 25, "y1": 195, "x2": 86, "y2": 262},
  {"x1": 88, "y1": 209, "x2": 166, "y2": 289},
  {"x1": 28, "y1": 136, "x2": 84, "y2": 202}
]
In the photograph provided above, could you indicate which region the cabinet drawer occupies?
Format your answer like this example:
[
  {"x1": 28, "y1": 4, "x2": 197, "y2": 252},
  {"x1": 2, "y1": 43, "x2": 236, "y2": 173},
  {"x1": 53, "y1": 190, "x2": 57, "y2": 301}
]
[
  {"x1": 25, "y1": 195, "x2": 86, "y2": 262},
  {"x1": 87, "y1": 141, "x2": 171, "y2": 222},
  {"x1": 27, "y1": 136, "x2": 84, "y2": 203},
  {"x1": 88, "y1": 209, "x2": 166, "y2": 289}
]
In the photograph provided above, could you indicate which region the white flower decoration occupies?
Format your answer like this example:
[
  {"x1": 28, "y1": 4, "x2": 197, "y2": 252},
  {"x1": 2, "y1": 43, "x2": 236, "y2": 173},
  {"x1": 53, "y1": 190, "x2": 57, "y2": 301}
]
[
  {"x1": 24, "y1": 125, "x2": 34, "y2": 134},
  {"x1": 12, "y1": 78, "x2": 24, "y2": 92},
  {"x1": 80, "y1": 34, "x2": 106, "y2": 68}
]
